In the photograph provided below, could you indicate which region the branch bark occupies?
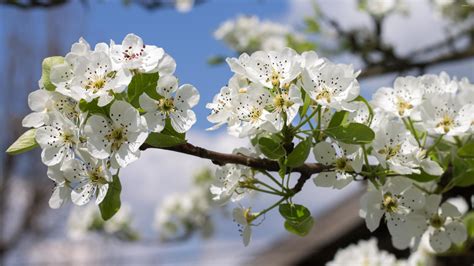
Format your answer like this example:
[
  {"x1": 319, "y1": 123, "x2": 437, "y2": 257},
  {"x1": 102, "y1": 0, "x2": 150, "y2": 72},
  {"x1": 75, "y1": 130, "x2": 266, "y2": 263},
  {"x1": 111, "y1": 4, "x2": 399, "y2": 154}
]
[{"x1": 140, "y1": 142, "x2": 329, "y2": 191}]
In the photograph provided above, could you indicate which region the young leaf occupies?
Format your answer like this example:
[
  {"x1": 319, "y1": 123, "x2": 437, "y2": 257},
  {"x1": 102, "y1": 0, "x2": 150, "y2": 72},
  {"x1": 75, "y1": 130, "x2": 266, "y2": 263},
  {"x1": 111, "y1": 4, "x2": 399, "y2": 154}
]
[
  {"x1": 324, "y1": 123, "x2": 375, "y2": 144},
  {"x1": 453, "y1": 170, "x2": 474, "y2": 187},
  {"x1": 41, "y1": 56, "x2": 65, "y2": 91},
  {"x1": 287, "y1": 138, "x2": 311, "y2": 167},
  {"x1": 407, "y1": 170, "x2": 439, "y2": 183},
  {"x1": 463, "y1": 212, "x2": 474, "y2": 238},
  {"x1": 127, "y1": 72, "x2": 160, "y2": 107},
  {"x1": 328, "y1": 110, "x2": 349, "y2": 128},
  {"x1": 145, "y1": 132, "x2": 186, "y2": 148},
  {"x1": 258, "y1": 137, "x2": 286, "y2": 160},
  {"x1": 6, "y1": 129, "x2": 38, "y2": 155},
  {"x1": 284, "y1": 216, "x2": 314, "y2": 236},
  {"x1": 458, "y1": 142, "x2": 474, "y2": 158},
  {"x1": 99, "y1": 175, "x2": 122, "y2": 221}
]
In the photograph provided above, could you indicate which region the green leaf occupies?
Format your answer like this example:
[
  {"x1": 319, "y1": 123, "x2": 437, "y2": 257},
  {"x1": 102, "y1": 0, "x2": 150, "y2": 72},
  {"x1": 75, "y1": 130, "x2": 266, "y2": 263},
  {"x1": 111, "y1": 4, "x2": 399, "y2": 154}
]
[
  {"x1": 284, "y1": 217, "x2": 314, "y2": 236},
  {"x1": 299, "y1": 90, "x2": 312, "y2": 118},
  {"x1": 145, "y1": 119, "x2": 186, "y2": 148},
  {"x1": 464, "y1": 212, "x2": 474, "y2": 238},
  {"x1": 127, "y1": 72, "x2": 160, "y2": 107},
  {"x1": 279, "y1": 203, "x2": 314, "y2": 236},
  {"x1": 6, "y1": 129, "x2": 38, "y2": 155},
  {"x1": 41, "y1": 56, "x2": 65, "y2": 91},
  {"x1": 99, "y1": 175, "x2": 122, "y2": 221},
  {"x1": 453, "y1": 170, "x2": 474, "y2": 187},
  {"x1": 207, "y1": 55, "x2": 226, "y2": 65},
  {"x1": 304, "y1": 17, "x2": 320, "y2": 33},
  {"x1": 328, "y1": 110, "x2": 349, "y2": 128},
  {"x1": 258, "y1": 137, "x2": 286, "y2": 160},
  {"x1": 279, "y1": 203, "x2": 311, "y2": 221},
  {"x1": 407, "y1": 170, "x2": 439, "y2": 183},
  {"x1": 287, "y1": 138, "x2": 312, "y2": 167},
  {"x1": 79, "y1": 99, "x2": 109, "y2": 116},
  {"x1": 324, "y1": 123, "x2": 375, "y2": 144},
  {"x1": 458, "y1": 142, "x2": 474, "y2": 158}
]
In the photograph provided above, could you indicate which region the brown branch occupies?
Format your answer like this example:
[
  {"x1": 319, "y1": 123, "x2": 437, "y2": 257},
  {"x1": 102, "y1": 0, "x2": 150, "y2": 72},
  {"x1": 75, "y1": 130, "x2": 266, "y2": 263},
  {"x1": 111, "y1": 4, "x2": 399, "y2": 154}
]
[{"x1": 140, "y1": 142, "x2": 329, "y2": 191}]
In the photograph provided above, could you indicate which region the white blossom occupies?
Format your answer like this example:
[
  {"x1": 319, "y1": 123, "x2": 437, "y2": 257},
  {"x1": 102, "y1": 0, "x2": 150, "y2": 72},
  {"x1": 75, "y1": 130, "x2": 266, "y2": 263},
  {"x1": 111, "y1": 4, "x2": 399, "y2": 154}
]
[
  {"x1": 84, "y1": 100, "x2": 148, "y2": 168},
  {"x1": 313, "y1": 140, "x2": 363, "y2": 189},
  {"x1": 328, "y1": 238, "x2": 398, "y2": 266},
  {"x1": 232, "y1": 207, "x2": 255, "y2": 246},
  {"x1": 47, "y1": 165, "x2": 71, "y2": 209},
  {"x1": 140, "y1": 75, "x2": 199, "y2": 133}
]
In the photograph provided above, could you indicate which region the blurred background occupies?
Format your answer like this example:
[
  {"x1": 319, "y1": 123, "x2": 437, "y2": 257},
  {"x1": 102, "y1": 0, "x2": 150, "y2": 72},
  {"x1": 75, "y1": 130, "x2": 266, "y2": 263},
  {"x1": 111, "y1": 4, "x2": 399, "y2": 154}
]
[{"x1": 0, "y1": 0, "x2": 473, "y2": 265}]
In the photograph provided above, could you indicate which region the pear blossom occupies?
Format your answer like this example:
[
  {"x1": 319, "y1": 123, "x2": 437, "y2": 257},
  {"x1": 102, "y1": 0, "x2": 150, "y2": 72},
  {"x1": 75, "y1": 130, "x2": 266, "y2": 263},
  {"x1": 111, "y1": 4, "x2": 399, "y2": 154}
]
[
  {"x1": 328, "y1": 238, "x2": 398, "y2": 266},
  {"x1": 22, "y1": 89, "x2": 80, "y2": 128},
  {"x1": 421, "y1": 194, "x2": 468, "y2": 253},
  {"x1": 372, "y1": 121, "x2": 443, "y2": 175},
  {"x1": 232, "y1": 206, "x2": 256, "y2": 246},
  {"x1": 301, "y1": 61, "x2": 360, "y2": 111},
  {"x1": 420, "y1": 72, "x2": 458, "y2": 97},
  {"x1": 419, "y1": 95, "x2": 474, "y2": 136},
  {"x1": 110, "y1": 33, "x2": 165, "y2": 73},
  {"x1": 140, "y1": 75, "x2": 199, "y2": 133},
  {"x1": 229, "y1": 86, "x2": 273, "y2": 137},
  {"x1": 265, "y1": 84, "x2": 303, "y2": 131},
  {"x1": 206, "y1": 77, "x2": 241, "y2": 130},
  {"x1": 61, "y1": 153, "x2": 112, "y2": 206},
  {"x1": 47, "y1": 165, "x2": 72, "y2": 209},
  {"x1": 70, "y1": 51, "x2": 132, "y2": 106},
  {"x1": 359, "y1": 177, "x2": 426, "y2": 248},
  {"x1": 313, "y1": 141, "x2": 363, "y2": 189},
  {"x1": 372, "y1": 77, "x2": 423, "y2": 118},
  {"x1": 84, "y1": 100, "x2": 148, "y2": 168},
  {"x1": 210, "y1": 164, "x2": 254, "y2": 204},
  {"x1": 35, "y1": 112, "x2": 81, "y2": 166},
  {"x1": 227, "y1": 48, "x2": 301, "y2": 89}
]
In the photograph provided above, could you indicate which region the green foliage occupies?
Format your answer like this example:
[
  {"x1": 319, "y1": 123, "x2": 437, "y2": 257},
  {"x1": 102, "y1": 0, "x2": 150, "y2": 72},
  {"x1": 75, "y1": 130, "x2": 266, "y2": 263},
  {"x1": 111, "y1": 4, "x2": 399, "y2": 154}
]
[
  {"x1": 127, "y1": 72, "x2": 160, "y2": 107},
  {"x1": 287, "y1": 138, "x2": 312, "y2": 167},
  {"x1": 304, "y1": 17, "x2": 320, "y2": 33},
  {"x1": 6, "y1": 129, "x2": 38, "y2": 155},
  {"x1": 464, "y1": 212, "x2": 474, "y2": 238},
  {"x1": 78, "y1": 98, "x2": 109, "y2": 116},
  {"x1": 99, "y1": 175, "x2": 122, "y2": 221},
  {"x1": 299, "y1": 90, "x2": 312, "y2": 118},
  {"x1": 207, "y1": 55, "x2": 226, "y2": 65},
  {"x1": 324, "y1": 123, "x2": 375, "y2": 144},
  {"x1": 145, "y1": 119, "x2": 186, "y2": 148},
  {"x1": 453, "y1": 170, "x2": 474, "y2": 187},
  {"x1": 41, "y1": 56, "x2": 65, "y2": 91},
  {"x1": 279, "y1": 203, "x2": 314, "y2": 236},
  {"x1": 458, "y1": 142, "x2": 474, "y2": 158},
  {"x1": 286, "y1": 35, "x2": 317, "y2": 54},
  {"x1": 258, "y1": 137, "x2": 286, "y2": 160},
  {"x1": 328, "y1": 110, "x2": 349, "y2": 128},
  {"x1": 407, "y1": 170, "x2": 440, "y2": 183}
]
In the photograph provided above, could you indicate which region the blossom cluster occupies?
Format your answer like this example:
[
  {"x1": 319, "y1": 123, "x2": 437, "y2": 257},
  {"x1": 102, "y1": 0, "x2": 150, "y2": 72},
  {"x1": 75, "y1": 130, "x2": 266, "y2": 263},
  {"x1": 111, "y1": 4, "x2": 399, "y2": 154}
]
[
  {"x1": 328, "y1": 237, "x2": 435, "y2": 266},
  {"x1": 214, "y1": 15, "x2": 309, "y2": 53},
  {"x1": 22, "y1": 34, "x2": 199, "y2": 209}
]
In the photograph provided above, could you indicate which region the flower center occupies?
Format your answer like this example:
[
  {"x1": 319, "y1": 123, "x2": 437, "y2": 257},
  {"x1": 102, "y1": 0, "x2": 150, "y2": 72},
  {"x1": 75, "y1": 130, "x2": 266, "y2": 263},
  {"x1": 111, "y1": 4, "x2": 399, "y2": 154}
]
[
  {"x1": 244, "y1": 208, "x2": 256, "y2": 224},
  {"x1": 89, "y1": 166, "x2": 107, "y2": 184},
  {"x1": 249, "y1": 108, "x2": 262, "y2": 122},
  {"x1": 396, "y1": 98, "x2": 413, "y2": 116},
  {"x1": 381, "y1": 192, "x2": 399, "y2": 213},
  {"x1": 378, "y1": 144, "x2": 401, "y2": 160},
  {"x1": 123, "y1": 45, "x2": 145, "y2": 61},
  {"x1": 271, "y1": 70, "x2": 281, "y2": 88},
  {"x1": 273, "y1": 94, "x2": 293, "y2": 110},
  {"x1": 429, "y1": 214, "x2": 445, "y2": 229},
  {"x1": 436, "y1": 114, "x2": 454, "y2": 133},
  {"x1": 335, "y1": 157, "x2": 352, "y2": 172},
  {"x1": 316, "y1": 86, "x2": 332, "y2": 103},
  {"x1": 158, "y1": 98, "x2": 175, "y2": 114},
  {"x1": 107, "y1": 127, "x2": 127, "y2": 151}
]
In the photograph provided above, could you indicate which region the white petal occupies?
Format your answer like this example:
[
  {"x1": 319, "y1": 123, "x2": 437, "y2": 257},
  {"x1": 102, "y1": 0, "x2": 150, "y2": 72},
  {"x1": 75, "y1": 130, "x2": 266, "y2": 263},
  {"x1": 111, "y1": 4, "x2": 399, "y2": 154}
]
[
  {"x1": 157, "y1": 75, "x2": 178, "y2": 97},
  {"x1": 429, "y1": 229, "x2": 451, "y2": 253},
  {"x1": 28, "y1": 89, "x2": 49, "y2": 111},
  {"x1": 49, "y1": 185, "x2": 70, "y2": 209},
  {"x1": 170, "y1": 109, "x2": 196, "y2": 133},
  {"x1": 109, "y1": 101, "x2": 141, "y2": 130},
  {"x1": 313, "y1": 172, "x2": 337, "y2": 187},
  {"x1": 175, "y1": 84, "x2": 200, "y2": 109},
  {"x1": 446, "y1": 221, "x2": 467, "y2": 244},
  {"x1": 96, "y1": 183, "x2": 109, "y2": 205},
  {"x1": 441, "y1": 202, "x2": 462, "y2": 218},
  {"x1": 425, "y1": 194, "x2": 442, "y2": 216},
  {"x1": 232, "y1": 208, "x2": 247, "y2": 225},
  {"x1": 22, "y1": 112, "x2": 46, "y2": 128},
  {"x1": 243, "y1": 226, "x2": 252, "y2": 247},
  {"x1": 421, "y1": 159, "x2": 443, "y2": 176},
  {"x1": 97, "y1": 94, "x2": 114, "y2": 107},
  {"x1": 71, "y1": 182, "x2": 96, "y2": 206},
  {"x1": 143, "y1": 112, "x2": 165, "y2": 132},
  {"x1": 363, "y1": 191, "x2": 384, "y2": 232},
  {"x1": 112, "y1": 146, "x2": 140, "y2": 168},
  {"x1": 61, "y1": 159, "x2": 87, "y2": 182},
  {"x1": 41, "y1": 146, "x2": 65, "y2": 166},
  {"x1": 139, "y1": 93, "x2": 158, "y2": 112},
  {"x1": 313, "y1": 141, "x2": 337, "y2": 165},
  {"x1": 157, "y1": 53, "x2": 176, "y2": 76},
  {"x1": 400, "y1": 186, "x2": 425, "y2": 211}
]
